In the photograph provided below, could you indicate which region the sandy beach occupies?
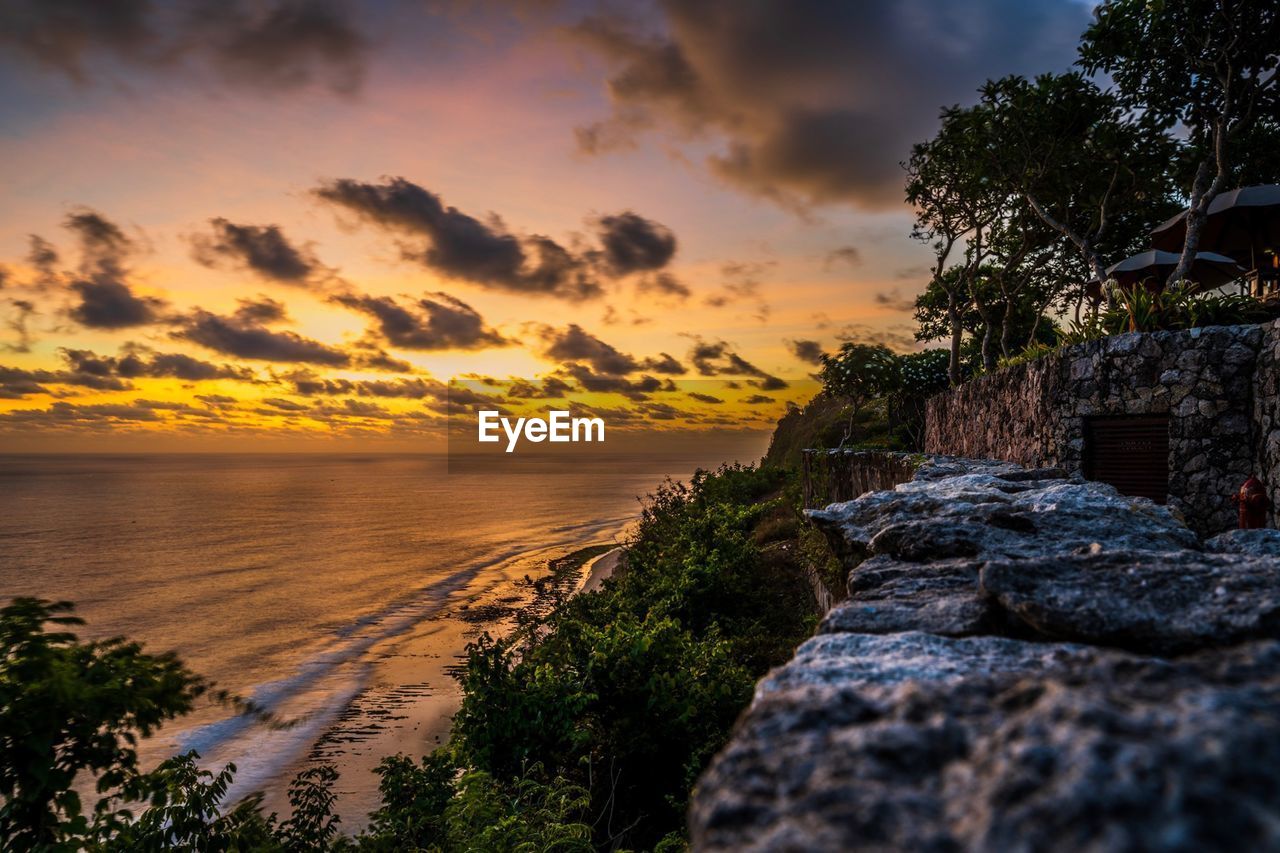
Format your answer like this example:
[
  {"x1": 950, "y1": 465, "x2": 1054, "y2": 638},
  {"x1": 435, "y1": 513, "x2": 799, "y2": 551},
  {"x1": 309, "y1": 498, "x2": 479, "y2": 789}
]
[
  {"x1": 274, "y1": 540, "x2": 627, "y2": 831},
  {"x1": 580, "y1": 546, "x2": 623, "y2": 593}
]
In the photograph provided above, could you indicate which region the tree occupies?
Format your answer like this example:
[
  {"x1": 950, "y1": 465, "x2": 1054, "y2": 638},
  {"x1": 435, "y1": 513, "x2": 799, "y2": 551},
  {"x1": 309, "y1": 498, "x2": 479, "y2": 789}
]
[
  {"x1": 1080, "y1": 0, "x2": 1280, "y2": 284},
  {"x1": 905, "y1": 108, "x2": 1004, "y2": 384},
  {"x1": 973, "y1": 73, "x2": 1179, "y2": 285},
  {"x1": 0, "y1": 599, "x2": 208, "y2": 850}
]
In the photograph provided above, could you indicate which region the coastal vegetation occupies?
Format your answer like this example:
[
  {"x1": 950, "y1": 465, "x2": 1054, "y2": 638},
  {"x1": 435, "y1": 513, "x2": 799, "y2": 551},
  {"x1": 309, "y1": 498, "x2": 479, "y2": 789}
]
[{"x1": 0, "y1": 462, "x2": 827, "y2": 851}]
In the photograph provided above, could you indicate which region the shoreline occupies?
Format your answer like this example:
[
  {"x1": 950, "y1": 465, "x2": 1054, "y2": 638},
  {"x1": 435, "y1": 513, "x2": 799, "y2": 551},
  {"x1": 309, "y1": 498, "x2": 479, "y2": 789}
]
[
  {"x1": 271, "y1": 539, "x2": 628, "y2": 831},
  {"x1": 580, "y1": 546, "x2": 623, "y2": 594}
]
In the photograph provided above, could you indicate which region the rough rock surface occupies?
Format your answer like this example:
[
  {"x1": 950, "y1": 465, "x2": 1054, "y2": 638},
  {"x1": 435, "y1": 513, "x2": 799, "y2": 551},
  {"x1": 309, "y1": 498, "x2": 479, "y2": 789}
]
[
  {"x1": 691, "y1": 456, "x2": 1280, "y2": 852},
  {"x1": 1205, "y1": 527, "x2": 1280, "y2": 556},
  {"x1": 982, "y1": 549, "x2": 1280, "y2": 654}
]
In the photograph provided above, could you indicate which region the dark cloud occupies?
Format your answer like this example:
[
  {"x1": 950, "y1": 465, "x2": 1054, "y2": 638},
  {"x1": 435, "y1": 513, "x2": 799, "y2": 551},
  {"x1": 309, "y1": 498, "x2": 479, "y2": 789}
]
[
  {"x1": 0, "y1": 365, "x2": 59, "y2": 399},
  {"x1": 688, "y1": 338, "x2": 789, "y2": 390},
  {"x1": 571, "y1": 1, "x2": 1089, "y2": 210},
  {"x1": 0, "y1": 0, "x2": 368, "y2": 95},
  {"x1": 752, "y1": 375, "x2": 788, "y2": 391},
  {"x1": 824, "y1": 245, "x2": 862, "y2": 268},
  {"x1": 351, "y1": 346, "x2": 414, "y2": 373},
  {"x1": 332, "y1": 290, "x2": 507, "y2": 351},
  {"x1": 315, "y1": 177, "x2": 602, "y2": 301},
  {"x1": 287, "y1": 370, "x2": 446, "y2": 400},
  {"x1": 69, "y1": 279, "x2": 165, "y2": 329},
  {"x1": 0, "y1": 401, "x2": 162, "y2": 425},
  {"x1": 873, "y1": 288, "x2": 919, "y2": 312},
  {"x1": 743, "y1": 394, "x2": 774, "y2": 404},
  {"x1": 174, "y1": 307, "x2": 349, "y2": 365},
  {"x1": 835, "y1": 322, "x2": 918, "y2": 352},
  {"x1": 642, "y1": 351, "x2": 687, "y2": 375},
  {"x1": 786, "y1": 338, "x2": 825, "y2": 365},
  {"x1": 3, "y1": 299, "x2": 37, "y2": 353},
  {"x1": 26, "y1": 236, "x2": 59, "y2": 285},
  {"x1": 540, "y1": 323, "x2": 638, "y2": 374},
  {"x1": 687, "y1": 391, "x2": 722, "y2": 404},
  {"x1": 596, "y1": 211, "x2": 676, "y2": 275},
  {"x1": 60, "y1": 346, "x2": 256, "y2": 383},
  {"x1": 558, "y1": 363, "x2": 671, "y2": 400},
  {"x1": 191, "y1": 218, "x2": 322, "y2": 285},
  {"x1": 503, "y1": 377, "x2": 575, "y2": 399},
  {"x1": 705, "y1": 261, "x2": 771, "y2": 321},
  {"x1": 637, "y1": 271, "x2": 690, "y2": 300},
  {"x1": 57, "y1": 209, "x2": 168, "y2": 329}
]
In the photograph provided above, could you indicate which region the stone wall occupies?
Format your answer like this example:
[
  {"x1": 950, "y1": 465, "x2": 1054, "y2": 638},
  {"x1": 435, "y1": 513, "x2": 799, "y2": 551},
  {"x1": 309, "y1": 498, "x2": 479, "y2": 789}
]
[
  {"x1": 1254, "y1": 321, "x2": 1280, "y2": 526},
  {"x1": 689, "y1": 457, "x2": 1280, "y2": 851},
  {"x1": 925, "y1": 322, "x2": 1275, "y2": 535},
  {"x1": 800, "y1": 449, "x2": 921, "y2": 508}
]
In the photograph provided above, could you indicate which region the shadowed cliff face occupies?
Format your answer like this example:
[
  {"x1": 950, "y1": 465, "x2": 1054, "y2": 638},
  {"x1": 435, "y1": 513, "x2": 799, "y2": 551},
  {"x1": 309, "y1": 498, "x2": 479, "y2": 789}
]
[{"x1": 690, "y1": 456, "x2": 1280, "y2": 852}]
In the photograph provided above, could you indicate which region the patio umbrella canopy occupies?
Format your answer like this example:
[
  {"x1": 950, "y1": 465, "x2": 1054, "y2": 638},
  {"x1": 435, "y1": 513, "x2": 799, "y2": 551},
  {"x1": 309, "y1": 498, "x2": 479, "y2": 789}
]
[
  {"x1": 1151, "y1": 185, "x2": 1280, "y2": 272},
  {"x1": 1104, "y1": 250, "x2": 1244, "y2": 291}
]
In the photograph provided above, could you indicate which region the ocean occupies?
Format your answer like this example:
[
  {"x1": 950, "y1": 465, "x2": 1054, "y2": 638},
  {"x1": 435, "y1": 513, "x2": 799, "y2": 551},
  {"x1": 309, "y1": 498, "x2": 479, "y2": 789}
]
[{"x1": 0, "y1": 448, "x2": 764, "y2": 825}]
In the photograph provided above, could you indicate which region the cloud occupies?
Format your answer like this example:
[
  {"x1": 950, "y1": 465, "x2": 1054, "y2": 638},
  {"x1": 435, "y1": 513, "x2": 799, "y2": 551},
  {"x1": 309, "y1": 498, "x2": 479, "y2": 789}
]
[
  {"x1": 704, "y1": 260, "x2": 772, "y2": 320},
  {"x1": 58, "y1": 209, "x2": 167, "y2": 329},
  {"x1": 836, "y1": 322, "x2": 918, "y2": 352},
  {"x1": 687, "y1": 391, "x2": 723, "y2": 404},
  {"x1": 332, "y1": 290, "x2": 507, "y2": 351},
  {"x1": 0, "y1": 0, "x2": 369, "y2": 95},
  {"x1": 69, "y1": 279, "x2": 166, "y2": 329},
  {"x1": 540, "y1": 323, "x2": 638, "y2": 374},
  {"x1": 3, "y1": 299, "x2": 37, "y2": 353},
  {"x1": 191, "y1": 218, "x2": 324, "y2": 286},
  {"x1": 315, "y1": 177, "x2": 603, "y2": 301},
  {"x1": 873, "y1": 288, "x2": 919, "y2": 312},
  {"x1": 538, "y1": 323, "x2": 686, "y2": 376},
  {"x1": 26, "y1": 236, "x2": 59, "y2": 286},
  {"x1": 641, "y1": 351, "x2": 687, "y2": 375},
  {"x1": 558, "y1": 363, "x2": 671, "y2": 399},
  {"x1": 688, "y1": 337, "x2": 788, "y2": 389},
  {"x1": 288, "y1": 370, "x2": 447, "y2": 400},
  {"x1": 743, "y1": 394, "x2": 774, "y2": 404},
  {"x1": 595, "y1": 211, "x2": 677, "y2": 275},
  {"x1": 60, "y1": 346, "x2": 255, "y2": 382},
  {"x1": 570, "y1": 1, "x2": 1089, "y2": 210},
  {"x1": 174, "y1": 306, "x2": 349, "y2": 365},
  {"x1": 786, "y1": 338, "x2": 825, "y2": 365},
  {"x1": 824, "y1": 245, "x2": 862, "y2": 268},
  {"x1": 636, "y1": 271, "x2": 690, "y2": 300}
]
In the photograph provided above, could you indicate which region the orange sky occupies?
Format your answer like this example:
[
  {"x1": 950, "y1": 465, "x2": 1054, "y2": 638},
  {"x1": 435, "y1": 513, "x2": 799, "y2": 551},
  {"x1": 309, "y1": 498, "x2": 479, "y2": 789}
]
[{"x1": 0, "y1": 1, "x2": 1090, "y2": 451}]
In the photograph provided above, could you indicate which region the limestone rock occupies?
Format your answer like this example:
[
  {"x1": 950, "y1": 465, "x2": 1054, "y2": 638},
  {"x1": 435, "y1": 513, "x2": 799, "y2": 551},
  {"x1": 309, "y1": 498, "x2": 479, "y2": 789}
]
[
  {"x1": 1205, "y1": 527, "x2": 1280, "y2": 556},
  {"x1": 818, "y1": 556, "x2": 1000, "y2": 638},
  {"x1": 691, "y1": 634, "x2": 1280, "y2": 852},
  {"x1": 981, "y1": 549, "x2": 1280, "y2": 655}
]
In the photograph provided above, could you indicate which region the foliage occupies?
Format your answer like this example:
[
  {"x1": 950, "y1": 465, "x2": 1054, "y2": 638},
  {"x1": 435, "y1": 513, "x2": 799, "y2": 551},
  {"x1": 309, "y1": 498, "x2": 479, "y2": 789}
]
[
  {"x1": 995, "y1": 342, "x2": 1057, "y2": 370},
  {"x1": 817, "y1": 343, "x2": 899, "y2": 409},
  {"x1": 1080, "y1": 0, "x2": 1280, "y2": 282},
  {"x1": 445, "y1": 463, "x2": 813, "y2": 849},
  {"x1": 0, "y1": 598, "x2": 211, "y2": 850}
]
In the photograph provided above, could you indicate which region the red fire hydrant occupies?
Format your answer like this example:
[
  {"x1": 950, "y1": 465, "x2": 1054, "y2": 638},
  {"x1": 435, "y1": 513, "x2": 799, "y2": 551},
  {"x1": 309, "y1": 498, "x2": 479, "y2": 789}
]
[{"x1": 1232, "y1": 475, "x2": 1271, "y2": 529}]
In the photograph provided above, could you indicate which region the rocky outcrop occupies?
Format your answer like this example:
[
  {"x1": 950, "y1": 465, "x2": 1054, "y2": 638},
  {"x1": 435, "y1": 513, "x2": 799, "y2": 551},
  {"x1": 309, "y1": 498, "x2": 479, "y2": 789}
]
[{"x1": 690, "y1": 457, "x2": 1280, "y2": 852}]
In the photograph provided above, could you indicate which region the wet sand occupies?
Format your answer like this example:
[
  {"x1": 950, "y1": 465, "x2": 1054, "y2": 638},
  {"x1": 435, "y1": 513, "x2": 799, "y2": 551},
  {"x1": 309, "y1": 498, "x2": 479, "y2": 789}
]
[{"x1": 267, "y1": 540, "x2": 624, "y2": 832}]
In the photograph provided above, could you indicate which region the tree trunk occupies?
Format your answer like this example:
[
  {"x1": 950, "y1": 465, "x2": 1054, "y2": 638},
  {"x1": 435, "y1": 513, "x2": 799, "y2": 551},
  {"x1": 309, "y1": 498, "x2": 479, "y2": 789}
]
[
  {"x1": 947, "y1": 294, "x2": 962, "y2": 386},
  {"x1": 1000, "y1": 297, "x2": 1014, "y2": 359}
]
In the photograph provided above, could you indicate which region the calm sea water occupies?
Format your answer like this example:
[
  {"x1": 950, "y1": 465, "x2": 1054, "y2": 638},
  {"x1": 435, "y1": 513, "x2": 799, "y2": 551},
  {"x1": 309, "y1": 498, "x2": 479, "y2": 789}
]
[{"x1": 0, "y1": 449, "x2": 762, "y2": 818}]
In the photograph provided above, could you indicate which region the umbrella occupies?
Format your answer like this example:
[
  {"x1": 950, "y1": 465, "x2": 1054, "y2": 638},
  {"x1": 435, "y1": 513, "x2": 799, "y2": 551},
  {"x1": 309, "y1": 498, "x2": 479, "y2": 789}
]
[
  {"x1": 1151, "y1": 185, "x2": 1280, "y2": 275},
  {"x1": 1105, "y1": 250, "x2": 1244, "y2": 291}
]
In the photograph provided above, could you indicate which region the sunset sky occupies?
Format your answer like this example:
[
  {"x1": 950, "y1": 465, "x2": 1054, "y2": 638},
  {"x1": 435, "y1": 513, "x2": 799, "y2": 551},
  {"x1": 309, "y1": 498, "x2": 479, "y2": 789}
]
[{"x1": 0, "y1": 0, "x2": 1093, "y2": 451}]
